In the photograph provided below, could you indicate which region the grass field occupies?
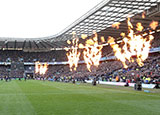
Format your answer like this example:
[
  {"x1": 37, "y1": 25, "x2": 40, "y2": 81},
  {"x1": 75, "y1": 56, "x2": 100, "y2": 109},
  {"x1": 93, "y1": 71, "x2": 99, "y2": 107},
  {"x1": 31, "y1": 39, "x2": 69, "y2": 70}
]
[{"x1": 0, "y1": 80, "x2": 160, "y2": 115}]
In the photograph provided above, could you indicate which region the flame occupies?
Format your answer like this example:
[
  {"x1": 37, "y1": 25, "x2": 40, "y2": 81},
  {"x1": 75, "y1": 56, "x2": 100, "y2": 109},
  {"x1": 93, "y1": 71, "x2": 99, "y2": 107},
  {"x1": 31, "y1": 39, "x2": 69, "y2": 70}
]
[
  {"x1": 39, "y1": 63, "x2": 48, "y2": 75},
  {"x1": 112, "y1": 22, "x2": 121, "y2": 29},
  {"x1": 81, "y1": 34, "x2": 87, "y2": 39},
  {"x1": 35, "y1": 62, "x2": 48, "y2": 75},
  {"x1": 101, "y1": 36, "x2": 105, "y2": 42},
  {"x1": 108, "y1": 18, "x2": 154, "y2": 68},
  {"x1": 136, "y1": 23, "x2": 144, "y2": 32},
  {"x1": 67, "y1": 40, "x2": 71, "y2": 44},
  {"x1": 150, "y1": 21, "x2": 158, "y2": 30},
  {"x1": 78, "y1": 43, "x2": 84, "y2": 49},
  {"x1": 66, "y1": 33, "x2": 80, "y2": 71},
  {"x1": 64, "y1": 47, "x2": 69, "y2": 51},
  {"x1": 120, "y1": 32, "x2": 125, "y2": 37},
  {"x1": 108, "y1": 36, "x2": 128, "y2": 68},
  {"x1": 127, "y1": 17, "x2": 133, "y2": 29},
  {"x1": 83, "y1": 32, "x2": 103, "y2": 72},
  {"x1": 86, "y1": 39, "x2": 95, "y2": 46},
  {"x1": 35, "y1": 61, "x2": 40, "y2": 73},
  {"x1": 66, "y1": 31, "x2": 103, "y2": 72},
  {"x1": 142, "y1": 11, "x2": 145, "y2": 19}
]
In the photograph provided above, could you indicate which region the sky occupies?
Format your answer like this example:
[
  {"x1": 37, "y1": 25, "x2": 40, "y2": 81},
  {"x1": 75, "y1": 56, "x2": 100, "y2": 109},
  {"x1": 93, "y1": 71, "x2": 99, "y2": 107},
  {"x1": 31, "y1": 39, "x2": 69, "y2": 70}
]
[{"x1": 0, "y1": 0, "x2": 102, "y2": 38}]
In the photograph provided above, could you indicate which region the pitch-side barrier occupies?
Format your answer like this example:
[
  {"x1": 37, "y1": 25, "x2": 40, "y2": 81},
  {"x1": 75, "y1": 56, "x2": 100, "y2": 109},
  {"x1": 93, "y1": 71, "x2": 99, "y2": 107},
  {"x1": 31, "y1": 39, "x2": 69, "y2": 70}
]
[{"x1": 85, "y1": 80, "x2": 156, "y2": 89}]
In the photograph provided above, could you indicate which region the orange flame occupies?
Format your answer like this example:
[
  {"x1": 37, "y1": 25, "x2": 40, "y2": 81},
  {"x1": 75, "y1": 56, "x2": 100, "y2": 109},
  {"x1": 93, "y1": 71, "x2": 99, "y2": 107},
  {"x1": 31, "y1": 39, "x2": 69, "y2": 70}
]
[
  {"x1": 101, "y1": 36, "x2": 105, "y2": 42},
  {"x1": 35, "y1": 62, "x2": 48, "y2": 75},
  {"x1": 81, "y1": 34, "x2": 87, "y2": 39},
  {"x1": 127, "y1": 17, "x2": 133, "y2": 29},
  {"x1": 35, "y1": 61, "x2": 40, "y2": 73},
  {"x1": 83, "y1": 32, "x2": 103, "y2": 72},
  {"x1": 39, "y1": 63, "x2": 48, "y2": 75},
  {"x1": 142, "y1": 11, "x2": 145, "y2": 19},
  {"x1": 136, "y1": 23, "x2": 144, "y2": 32},
  {"x1": 108, "y1": 18, "x2": 154, "y2": 68},
  {"x1": 67, "y1": 40, "x2": 71, "y2": 44},
  {"x1": 112, "y1": 22, "x2": 121, "y2": 29},
  {"x1": 108, "y1": 36, "x2": 128, "y2": 68},
  {"x1": 66, "y1": 33, "x2": 80, "y2": 71},
  {"x1": 78, "y1": 43, "x2": 84, "y2": 49},
  {"x1": 86, "y1": 39, "x2": 95, "y2": 46},
  {"x1": 120, "y1": 32, "x2": 125, "y2": 37},
  {"x1": 150, "y1": 21, "x2": 158, "y2": 30}
]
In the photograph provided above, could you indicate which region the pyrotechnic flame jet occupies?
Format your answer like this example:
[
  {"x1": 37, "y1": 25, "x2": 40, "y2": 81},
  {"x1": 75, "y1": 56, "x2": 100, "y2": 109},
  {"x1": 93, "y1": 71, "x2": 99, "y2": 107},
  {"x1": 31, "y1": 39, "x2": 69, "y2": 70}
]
[
  {"x1": 108, "y1": 17, "x2": 158, "y2": 68},
  {"x1": 66, "y1": 31, "x2": 103, "y2": 72},
  {"x1": 83, "y1": 31, "x2": 103, "y2": 72},
  {"x1": 35, "y1": 61, "x2": 48, "y2": 75},
  {"x1": 65, "y1": 32, "x2": 81, "y2": 71},
  {"x1": 35, "y1": 61, "x2": 40, "y2": 73}
]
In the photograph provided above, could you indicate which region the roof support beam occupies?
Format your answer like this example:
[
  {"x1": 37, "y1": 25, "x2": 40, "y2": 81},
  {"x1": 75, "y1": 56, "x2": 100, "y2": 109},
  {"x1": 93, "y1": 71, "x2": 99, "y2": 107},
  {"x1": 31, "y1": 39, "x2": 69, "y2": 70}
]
[
  {"x1": 42, "y1": 40, "x2": 54, "y2": 48},
  {"x1": 14, "y1": 40, "x2": 17, "y2": 49},
  {"x1": 29, "y1": 40, "x2": 32, "y2": 49},
  {"x1": 33, "y1": 41, "x2": 39, "y2": 49},
  {"x1": 40, "y1": 41, "x2": 47, "y2": 49},
  {"x1": 22, "y1": 40, "x2": 26, "y2": 49}
]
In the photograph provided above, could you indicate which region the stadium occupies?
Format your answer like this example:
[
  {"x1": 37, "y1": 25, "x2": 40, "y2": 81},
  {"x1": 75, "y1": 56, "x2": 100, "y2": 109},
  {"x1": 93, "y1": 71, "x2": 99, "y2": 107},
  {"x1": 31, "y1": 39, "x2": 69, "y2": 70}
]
[{"x1": 0, "y1": 0, "x2": 160, "y2": 115}]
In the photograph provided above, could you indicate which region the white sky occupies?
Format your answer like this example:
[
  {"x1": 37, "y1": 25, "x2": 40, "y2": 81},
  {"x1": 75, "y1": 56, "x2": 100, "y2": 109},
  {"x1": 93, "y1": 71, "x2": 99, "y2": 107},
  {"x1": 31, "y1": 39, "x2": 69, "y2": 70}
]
[{"x1": 0, "y1": 0, "x2": 102, "y2": 38}]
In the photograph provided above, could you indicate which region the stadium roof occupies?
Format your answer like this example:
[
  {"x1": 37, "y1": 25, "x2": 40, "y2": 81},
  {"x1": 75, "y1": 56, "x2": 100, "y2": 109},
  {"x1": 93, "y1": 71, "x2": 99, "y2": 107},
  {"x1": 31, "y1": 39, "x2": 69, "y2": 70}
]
[{"x1": 0, "y1": 0, "x2": 160, "y2": 51}]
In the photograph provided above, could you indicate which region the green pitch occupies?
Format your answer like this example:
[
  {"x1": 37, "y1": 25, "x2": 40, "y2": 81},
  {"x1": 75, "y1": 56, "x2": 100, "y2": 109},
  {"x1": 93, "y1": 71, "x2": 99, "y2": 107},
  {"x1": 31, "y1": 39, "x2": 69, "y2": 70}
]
[{"x1": 0, "y1": 80, "x2": 160, "y2": 115}]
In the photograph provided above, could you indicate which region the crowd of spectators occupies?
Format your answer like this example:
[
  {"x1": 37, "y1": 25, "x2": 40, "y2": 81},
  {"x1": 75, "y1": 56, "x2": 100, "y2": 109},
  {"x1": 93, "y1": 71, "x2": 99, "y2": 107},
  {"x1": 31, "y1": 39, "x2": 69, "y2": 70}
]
[
  {"x1": 0, "y1": 53, "x2": 160, "y2": 84},
  {"x1": 42, "y1": 53, "x2": 160, "y2": 83},
  {"x1": 0, "y1": 50, "x2": 67, "y2": 62}
]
